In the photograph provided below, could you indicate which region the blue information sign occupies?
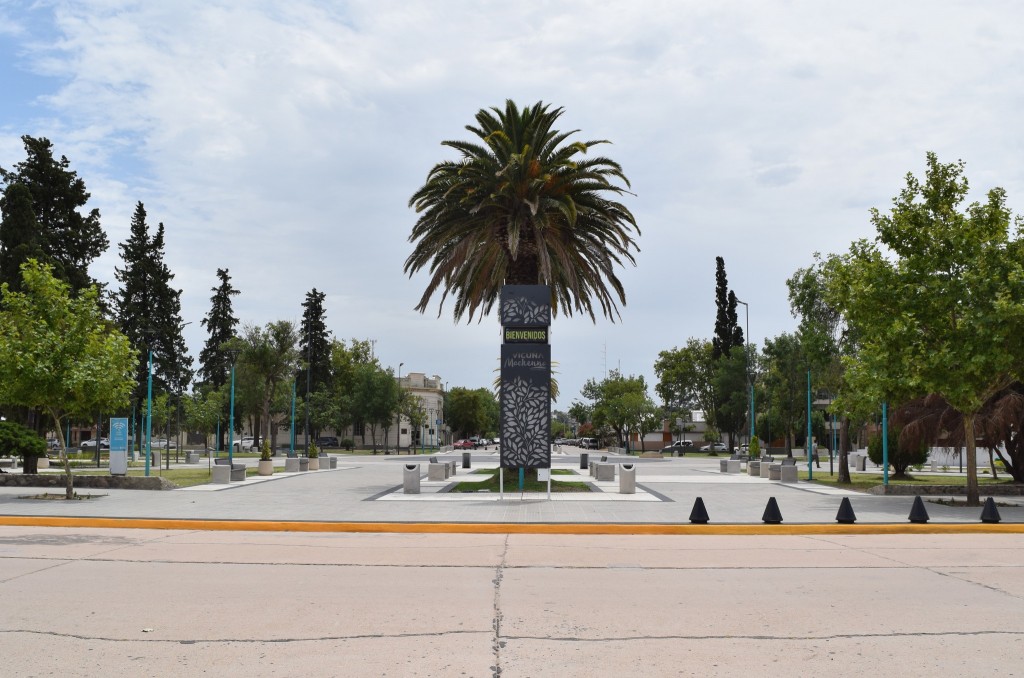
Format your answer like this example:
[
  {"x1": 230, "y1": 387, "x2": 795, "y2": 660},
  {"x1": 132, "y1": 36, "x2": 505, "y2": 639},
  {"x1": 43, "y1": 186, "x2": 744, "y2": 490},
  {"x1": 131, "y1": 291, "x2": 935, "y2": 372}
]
[{"x1": 109, "y1": 417, "x2": 129, "y2": 452}]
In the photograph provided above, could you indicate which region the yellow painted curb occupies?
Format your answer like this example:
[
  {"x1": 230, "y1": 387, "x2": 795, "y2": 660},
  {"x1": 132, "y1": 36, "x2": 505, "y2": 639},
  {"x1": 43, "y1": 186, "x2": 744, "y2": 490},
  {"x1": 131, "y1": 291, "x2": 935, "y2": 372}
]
[{"x1": 0, "y1": 516, "x2": 1021, "y2": 535}]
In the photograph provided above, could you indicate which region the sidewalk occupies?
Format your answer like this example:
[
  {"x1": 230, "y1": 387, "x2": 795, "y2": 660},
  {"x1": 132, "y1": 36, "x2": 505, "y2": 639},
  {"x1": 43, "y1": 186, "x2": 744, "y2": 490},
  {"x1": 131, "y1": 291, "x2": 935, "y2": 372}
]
[{"x1": 1, "y1": 452, "x2": 1021, "y2": 529}]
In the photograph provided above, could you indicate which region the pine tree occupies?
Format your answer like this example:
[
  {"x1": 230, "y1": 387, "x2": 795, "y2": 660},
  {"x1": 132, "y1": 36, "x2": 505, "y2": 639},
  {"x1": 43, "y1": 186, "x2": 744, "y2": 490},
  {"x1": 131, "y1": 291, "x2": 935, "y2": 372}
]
[
  {"x1": 0, "y1": 182, "x2": 45, "y2": 292},
  {"x1": 298, "y1": 288, "x2": 332, "y2": 395},
  {"x1": 0, "y1": 135, "x2": 108, "y2": 294},
  {"x1": 115, "y1": 203, "x2": 193, "y2": 398},
  {"x1": 711, "y1": 256, "x2": 744, "y2": 360},
  {"x1": 198, "y1": 268, "x2": 240, "y2": 391}
]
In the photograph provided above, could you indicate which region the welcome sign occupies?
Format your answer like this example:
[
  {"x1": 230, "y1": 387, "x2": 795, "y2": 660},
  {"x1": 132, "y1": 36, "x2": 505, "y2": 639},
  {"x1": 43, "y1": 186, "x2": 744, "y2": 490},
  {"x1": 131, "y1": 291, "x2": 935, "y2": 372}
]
[{"x1": 499, "y1": 285, "x2": 551, "y2": 469}]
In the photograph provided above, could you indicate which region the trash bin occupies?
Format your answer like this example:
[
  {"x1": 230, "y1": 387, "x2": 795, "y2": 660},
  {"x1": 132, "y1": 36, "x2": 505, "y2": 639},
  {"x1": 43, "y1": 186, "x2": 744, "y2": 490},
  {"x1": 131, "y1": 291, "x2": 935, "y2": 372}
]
[
  {"x1": 619, "y1": 463, "x2": 636, "y2": 494},
  {"x1": 462, "y1": 452, "x2": 471, "y2": 469},
  {"x1": 854, "y1": 455, "x2": 866, "y2": 472},
  {"x1": 299, "y1": 457, "x2": 309, "y2": 471},
  {"x1": 580, "y1": 452, "x2": 589, "y2": 470},
  {"x1": 403, "y1": 464, "x2": 421, "y2": 494}
]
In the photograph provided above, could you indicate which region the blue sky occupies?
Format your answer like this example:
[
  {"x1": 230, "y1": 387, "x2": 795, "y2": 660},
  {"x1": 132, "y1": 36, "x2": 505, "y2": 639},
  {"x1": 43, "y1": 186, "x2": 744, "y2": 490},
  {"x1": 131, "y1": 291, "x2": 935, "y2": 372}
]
[{"x1": 2, "y1": 0, "x2": 1024, "y2": 408}]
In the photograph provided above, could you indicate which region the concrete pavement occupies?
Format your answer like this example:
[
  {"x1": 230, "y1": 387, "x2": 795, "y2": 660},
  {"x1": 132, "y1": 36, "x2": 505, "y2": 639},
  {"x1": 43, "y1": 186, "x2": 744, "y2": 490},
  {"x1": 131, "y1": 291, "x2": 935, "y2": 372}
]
[{"x1": 1, "y1": 526, "x2": 1022, "y2": 676}]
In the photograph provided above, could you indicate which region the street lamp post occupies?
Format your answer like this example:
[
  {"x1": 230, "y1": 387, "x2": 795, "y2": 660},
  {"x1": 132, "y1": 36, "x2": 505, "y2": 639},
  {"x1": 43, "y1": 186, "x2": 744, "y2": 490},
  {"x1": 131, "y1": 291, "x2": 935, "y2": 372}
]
[
  {"x1": 397, "y1": 363, "x2": 404, "y2": 453},
  {"x1": 290, "y1": 378, "x2": 296, "y2": 457},
  {"x1": 736, "y1": 299, "x2": 754, "y2": 446},
  {"x1": 304, "y1": 327, "x2": 311, "y2": 455},
  {"x1": 145, "y1": 347, "x2": 153, "y2": 477},
  {"x1": 227, "y1": 349, "x2": 239, "y2": 466}
]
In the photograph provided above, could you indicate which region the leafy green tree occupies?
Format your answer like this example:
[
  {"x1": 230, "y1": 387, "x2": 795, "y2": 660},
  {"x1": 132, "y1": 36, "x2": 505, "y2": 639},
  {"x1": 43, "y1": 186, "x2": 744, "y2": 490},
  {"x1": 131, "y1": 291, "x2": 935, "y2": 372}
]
[
  {"x1": 0, "y1": 136, "x2": 108, "y2": 294},
  {"x1": 0, "y1": 261, "x2": 135, "y2": 497},
  {"x1": 0, "y1": 182, "x2": 45, "y2": 293},
  {"x1": 350, "y1": 364, "x2": 401, "y2": 452},
  {"x1": 711, "y1": 350, "x2": 748, "y2": 451},
  {"x1": 761, "y1": 333, "x2": 807, "y2": 455},
  {"x1": 445, "y1": 387, "x2": 496, "y2": 438},
  {"x1": 832, "y1": 153, "x2": 1024, "y2": 505},
  {"x1": 184, "y1": 387, "x2": 225, "y2": 452},
  {"x1": 234, "y1": 321, "x2": 300, "y2": 450},
  {"x1": 582, "y1": 371, "x2": 651, "y2": 449},
  {"x1": 406, "y1": 100, "x2": 639, "y2": 322},
  {"x1": 654, "y1": 338, "x2": 716, "y2": 426}
]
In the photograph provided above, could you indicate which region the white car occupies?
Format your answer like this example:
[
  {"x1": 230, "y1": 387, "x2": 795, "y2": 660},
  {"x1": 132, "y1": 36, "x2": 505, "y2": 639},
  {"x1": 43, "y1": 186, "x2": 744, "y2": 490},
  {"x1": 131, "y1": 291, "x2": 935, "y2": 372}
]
[
  {"x1": 232, "y1": 437, "x2": 256, "y2": 451},
  {"x1": 80, "y1": 438, "x2": 109, "y2": 450},
  {"x1": 700, "y1": 442, "x2": 728, "y2": 452}
]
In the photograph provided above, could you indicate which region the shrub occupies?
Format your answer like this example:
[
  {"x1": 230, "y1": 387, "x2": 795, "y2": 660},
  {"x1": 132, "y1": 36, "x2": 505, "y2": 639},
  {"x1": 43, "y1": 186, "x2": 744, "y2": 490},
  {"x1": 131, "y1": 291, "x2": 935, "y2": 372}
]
[
  {"x1": 0, "y1": 421, "x2": 46, "y2": 458},
  {"x1": 260, "y1": 439, "x2": 273, "y2": 461},
  {"x1": 307, "y1": 442, "x2": 319, "y2": 458},
  {"x1": 748, "y1": 438, "x2": 761, "y2": 457},
  {"x1": 340, "y1": 438, "x2": 354, "y2": 451},
  {"x1": 867, "y1": 427, "x2": 928, "y2": 476},
  {"x1": 0, "y1": 421, "x2": 46, "y2": 474}
]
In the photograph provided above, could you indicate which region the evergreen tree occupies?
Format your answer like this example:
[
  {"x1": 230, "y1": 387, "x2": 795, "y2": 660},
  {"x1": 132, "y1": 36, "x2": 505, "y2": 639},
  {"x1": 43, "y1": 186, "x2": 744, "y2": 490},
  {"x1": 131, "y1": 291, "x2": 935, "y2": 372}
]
[
  {"x1": 0, "y1": 135, "x2": 108, "y2": 294},
  {"x1": 115, "y1": 202, "x2": 193, "y2": 398},
  {"x1": 0, "y1": 182, "x2": 45, "y2": 292},
  {"x1": 198, "y1": 268, "x2": 240, "y2": 391},
  {"x1": 711, "y1": 256, "x2": 744, "y2": 360},
  {"x1": 298, "y1": 288, "x2": 332, "y2": 394}
]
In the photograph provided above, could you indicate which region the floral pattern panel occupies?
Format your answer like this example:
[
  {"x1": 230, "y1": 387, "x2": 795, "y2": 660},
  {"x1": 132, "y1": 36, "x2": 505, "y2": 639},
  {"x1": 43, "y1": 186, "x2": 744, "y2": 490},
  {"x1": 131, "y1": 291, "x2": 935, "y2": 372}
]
[{"x1": 500, "y1": 344, "x2": 551, "y2": 468}]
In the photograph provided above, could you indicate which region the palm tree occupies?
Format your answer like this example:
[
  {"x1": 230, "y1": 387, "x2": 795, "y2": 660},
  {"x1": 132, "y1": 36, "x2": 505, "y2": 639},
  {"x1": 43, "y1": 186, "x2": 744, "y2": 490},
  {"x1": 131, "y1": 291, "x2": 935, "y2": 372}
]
[{"x1": 406, "y1": 100, "x2": 640, "y2": 322}]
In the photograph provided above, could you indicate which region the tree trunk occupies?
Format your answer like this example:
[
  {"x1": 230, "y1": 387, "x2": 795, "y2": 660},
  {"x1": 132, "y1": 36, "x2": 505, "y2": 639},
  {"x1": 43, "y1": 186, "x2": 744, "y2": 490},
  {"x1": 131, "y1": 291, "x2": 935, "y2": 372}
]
[
  {"x1": 48, "y1": 409, "x2": 74, "y2": 499},
  {"x1": 837, "y1": 416, "x2": 851, "y2": 484},
  {"x1": 963, "y1": 411, "x2": 980, "y2": 507}
]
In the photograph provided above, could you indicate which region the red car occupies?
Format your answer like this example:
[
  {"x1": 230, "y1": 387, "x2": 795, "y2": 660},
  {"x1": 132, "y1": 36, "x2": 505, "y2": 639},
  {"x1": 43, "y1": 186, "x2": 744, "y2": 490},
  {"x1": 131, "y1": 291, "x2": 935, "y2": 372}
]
[{"x1": 454, "y1": 440, "x2": 475, "y2": 450}]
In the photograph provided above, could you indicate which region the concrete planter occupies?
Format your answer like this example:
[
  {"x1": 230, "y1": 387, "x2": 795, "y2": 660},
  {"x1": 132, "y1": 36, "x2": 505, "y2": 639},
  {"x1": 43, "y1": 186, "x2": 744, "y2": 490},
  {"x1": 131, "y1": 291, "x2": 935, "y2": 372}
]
[
  {"x1": 257, "y1": 460, "x2": 274, "y2": 476},
  {"x1": 308, "y1": 458, "x2": 320, "y2": 471},
  {"x1": 37, "y1": 457, "x2": 50, "y2": 469}
]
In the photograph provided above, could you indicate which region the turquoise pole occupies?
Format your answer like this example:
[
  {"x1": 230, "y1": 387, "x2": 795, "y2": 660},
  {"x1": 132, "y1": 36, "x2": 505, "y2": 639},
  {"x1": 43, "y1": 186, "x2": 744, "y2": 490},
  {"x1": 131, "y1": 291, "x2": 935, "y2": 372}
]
[
  {"x1": 228, "y1": 362, "x2": 236, "y2": 465},
  {"x1": 145, "y1": 349, "x2": 153, "y2": 477},
  {"x1": 806, "y1": 370, "x2": 813, "y2": 480}
]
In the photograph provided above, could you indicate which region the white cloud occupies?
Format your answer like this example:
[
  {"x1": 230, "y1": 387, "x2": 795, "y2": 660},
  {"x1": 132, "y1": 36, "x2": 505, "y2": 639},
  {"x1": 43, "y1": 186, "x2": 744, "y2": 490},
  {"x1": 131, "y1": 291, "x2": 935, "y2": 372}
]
[{"x1": 2, "y1": 0, "x2": 1024, "y2": 404}]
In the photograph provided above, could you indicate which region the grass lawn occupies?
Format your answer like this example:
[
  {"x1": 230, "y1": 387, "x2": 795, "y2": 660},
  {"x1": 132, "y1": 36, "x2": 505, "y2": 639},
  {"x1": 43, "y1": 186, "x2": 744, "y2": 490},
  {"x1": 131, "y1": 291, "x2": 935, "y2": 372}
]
[
  {"x1": 800, "y1": 469, "x2": 1019, "y2": 493},
  {"x1": 449, "y1": 468, "x2": 590, "y2": 493}
]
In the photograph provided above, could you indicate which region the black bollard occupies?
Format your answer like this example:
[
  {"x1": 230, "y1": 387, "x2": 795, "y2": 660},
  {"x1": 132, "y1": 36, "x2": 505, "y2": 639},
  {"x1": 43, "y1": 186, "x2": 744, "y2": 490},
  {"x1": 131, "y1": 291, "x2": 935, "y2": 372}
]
[
  {"x1": 908, "y1": 496, "x2": 930, "y2": 523},
  {"x1": 689, "y1": 497, "x2": 710, "y2": 524},
  {"x1": 580, "y1": 452, "x2": 589, "y2": 470},
  {"x1": 980, "y1": 497, "x2": 1002, "y2": 524},
  {"x1": 462, "y1": 452, "x2": 471, "y2": 469},
  {"x1": 762, "y1": 497, "x2": 783, "y2": 524},
  {"x1": 836, "y1": 497, "x2": 857, "y2": 524}
]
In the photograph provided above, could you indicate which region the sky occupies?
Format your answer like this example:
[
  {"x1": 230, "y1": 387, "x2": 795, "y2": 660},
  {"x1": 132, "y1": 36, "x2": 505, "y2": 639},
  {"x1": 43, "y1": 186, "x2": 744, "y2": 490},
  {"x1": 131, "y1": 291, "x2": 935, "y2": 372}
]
[{"x1": 2, "y1": 0, "x2": 1023, "y2": 409}]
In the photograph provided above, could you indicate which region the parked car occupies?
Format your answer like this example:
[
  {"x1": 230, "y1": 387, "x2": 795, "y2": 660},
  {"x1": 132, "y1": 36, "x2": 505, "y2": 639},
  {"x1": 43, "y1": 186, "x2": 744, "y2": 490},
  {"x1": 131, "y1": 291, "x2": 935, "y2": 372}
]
[
  {"x1": 700, "y1": 442, "x2": 728, "y2": 452},
  {"x1": 661, "y1": 440, "x2": 695, "y2": 455},
  {"x1": 231, "y1": 437, "x2": 256, "y2": 452},
  {"x1": 317, "y1": 436, "x2": 339, "y2": 448},
  {"x1": 454, "y1": 439, "x2": 475, "y2": 450},
  {"x1": 80, "y1": 438, "x2": 109, "y2": 450},
  {"x1": 580, "y1": 437, "x2": 599, "y2": 450},
  {"x1": 47, "y1": 438, "x2": 61, "y2": 450}
]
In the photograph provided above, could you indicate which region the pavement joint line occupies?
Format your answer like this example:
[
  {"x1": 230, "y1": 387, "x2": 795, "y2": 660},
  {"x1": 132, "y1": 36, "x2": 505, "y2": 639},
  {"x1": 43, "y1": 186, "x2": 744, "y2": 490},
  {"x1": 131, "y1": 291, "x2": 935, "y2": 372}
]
[{"x1": 0, "y1": 516, "x2": 1022, "y2": 535}]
